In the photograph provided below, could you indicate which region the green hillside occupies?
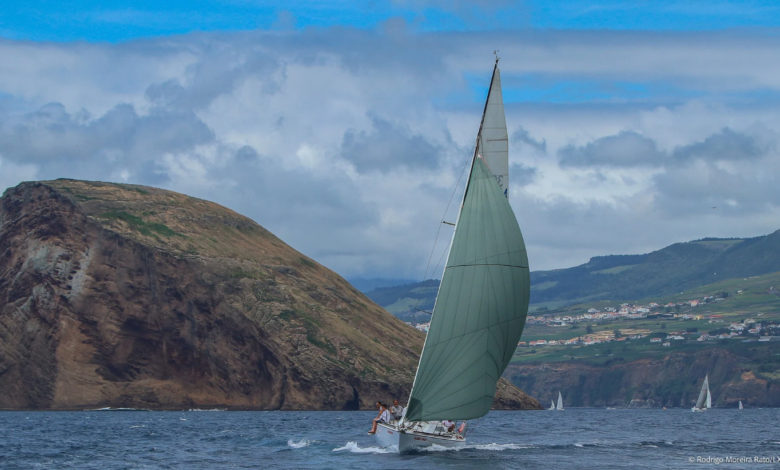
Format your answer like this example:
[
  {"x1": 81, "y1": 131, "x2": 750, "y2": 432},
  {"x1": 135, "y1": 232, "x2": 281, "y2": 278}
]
[
  {"x1": 530, "y1": 230, "x2": 780, "y2": 307},
  {"x1": 364, "y1": 230, "x2": 780, "y2": 316}
]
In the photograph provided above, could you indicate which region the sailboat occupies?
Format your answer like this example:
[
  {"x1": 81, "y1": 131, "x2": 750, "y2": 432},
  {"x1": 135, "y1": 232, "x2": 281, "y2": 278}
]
[
  {"x1": 691, "y1": 374, "x2": 712, "y2": 412},
  {"x1": 373, "y1": 57, "x2": 530, "y2": 453},
  {"x1": 738, "y1": 400, "x2": 743, "y2": 410},
  {"x1": 556, "y1": 391, "x2": 564, "y2": 411},
  {"x1": 549, "y1": 399, "x2": 556, "y2": 410}
]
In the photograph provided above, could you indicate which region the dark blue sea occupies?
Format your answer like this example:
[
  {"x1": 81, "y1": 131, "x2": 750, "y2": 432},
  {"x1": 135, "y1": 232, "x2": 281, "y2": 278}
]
[{"x1": 1, "y1": 408, "x2": 778, "y2": 469}]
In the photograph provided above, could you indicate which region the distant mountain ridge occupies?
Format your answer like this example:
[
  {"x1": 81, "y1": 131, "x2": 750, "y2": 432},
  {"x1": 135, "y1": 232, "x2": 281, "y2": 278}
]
[
  {"x1": 531, "y1": 231, "x2": 780, "y2": 307},
  {"x1": 365, "y1": 230, "x2": 780, "y2": 315}
]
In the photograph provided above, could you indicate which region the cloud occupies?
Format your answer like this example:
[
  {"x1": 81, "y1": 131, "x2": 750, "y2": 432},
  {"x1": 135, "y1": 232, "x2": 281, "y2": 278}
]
[
  {"x1": 509, "y1": 162, "x2": 537, "y2": 187},
  {"x1": 653, "y1": 153, "x2": 780, "y2": 217},
  {"x1": 511, "y1": 126, "x2": 546, "y2": 154},
  {"x1": 559, "y1": 131, "x2": 664, "y2": 168},
  {"x1": 672, "y1": 127, "x2": 768, "y2": 162},
  {"x1": 340, "y1": 115, "x2": 444, "y2": 172},
  {"x1": 1, "y1": 27, "x2": 780, "y2": 278},
  {"x1": 0, "y1": 101, "x2": 213, "y2": 184}
]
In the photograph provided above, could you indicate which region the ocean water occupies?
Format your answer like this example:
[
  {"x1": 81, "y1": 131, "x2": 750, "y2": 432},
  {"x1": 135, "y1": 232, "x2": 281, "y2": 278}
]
[{"x1": 1, "y1": 408, "x2": 778, "y2": 469}]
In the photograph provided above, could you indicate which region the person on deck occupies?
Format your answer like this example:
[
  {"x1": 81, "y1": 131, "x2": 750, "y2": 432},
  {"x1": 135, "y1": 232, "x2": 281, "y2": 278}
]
[
  {"x1": 441, "y1": 419, "x2": 455, "y2": 433},
  {"x1": 389, "y1": 400, "x2": 404, "y2": 421},
  {"x1": 368, "y1": 401, "x2": 390, "y2": 434}
]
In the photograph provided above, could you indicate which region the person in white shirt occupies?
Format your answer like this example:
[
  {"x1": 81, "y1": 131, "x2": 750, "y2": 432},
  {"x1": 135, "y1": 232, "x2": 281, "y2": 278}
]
[{"x1": 368, "y1": 401, "x2": 390, "y2": 434}]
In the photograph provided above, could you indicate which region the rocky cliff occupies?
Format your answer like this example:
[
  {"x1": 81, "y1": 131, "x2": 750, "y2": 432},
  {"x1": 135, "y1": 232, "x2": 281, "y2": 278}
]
[
  {"x1": 0, "y1": 179, "x2": 540, "y2": 411},
  {"x1": 506, "y1": 347, "x2": 778, "y2": 408}
]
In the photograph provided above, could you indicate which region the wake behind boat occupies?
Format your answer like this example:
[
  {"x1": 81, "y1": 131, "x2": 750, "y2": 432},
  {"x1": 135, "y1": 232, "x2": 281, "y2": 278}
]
[{"x1": 372, "y1": 56, "x2": 530, "y2": 454}]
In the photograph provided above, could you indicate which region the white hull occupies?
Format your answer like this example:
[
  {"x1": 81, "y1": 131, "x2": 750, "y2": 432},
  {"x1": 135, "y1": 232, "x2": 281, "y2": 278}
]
[
  {"x1": 691, "y1": 407, "x2": 707, "y2": 412},
  {"x1": 375, "y1": 422, "x2": 466, "y2": 453}
]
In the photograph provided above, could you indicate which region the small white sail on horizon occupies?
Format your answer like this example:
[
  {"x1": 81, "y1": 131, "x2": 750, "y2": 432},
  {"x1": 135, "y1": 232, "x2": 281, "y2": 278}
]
[
  {"x1": 738, "y1": 400, "x2": 743, "y2": 410},
  {"x1": 549, "y1": 399, "x2": 555, "y2": 410},
  {"x1": 556, "y1": 391, "x2": 564, "y2": 411},
  {"x1": 692, "y1": 374, "x2": 711, "y2": 412}
]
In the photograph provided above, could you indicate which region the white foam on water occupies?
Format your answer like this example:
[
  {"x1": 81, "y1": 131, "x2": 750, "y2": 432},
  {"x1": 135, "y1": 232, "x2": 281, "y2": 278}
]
[
  {"x1": 469, "y1": 443, "x2": 535, "y2": 451},
  {"x1": 129, "y1": 425, "x2": 145, "y2": 429},
  {"x1": 418, "y1": 442, "x2": 533, "y2": 453},
  {"x1": 417, "y1": 444, "x2": 454, "y2": 453},
  {"x1": 287, "y1": 439, "x2": 312, "y2": 449},
  {"x1": 332, "y1": 441, "x2": 396, "y2": 454},
  {"x1": 574, "y1": 443, "x2": 584, "y2": 447}
]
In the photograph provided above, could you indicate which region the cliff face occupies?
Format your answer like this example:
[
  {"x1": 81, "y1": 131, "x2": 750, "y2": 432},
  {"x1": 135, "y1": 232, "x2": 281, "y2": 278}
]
[
  {"x1": 506, "y1": 348, "x2": 779, "y2": 408},
  {"x1": 0, "y1": 179, "x2": 539, "y2": 411}
]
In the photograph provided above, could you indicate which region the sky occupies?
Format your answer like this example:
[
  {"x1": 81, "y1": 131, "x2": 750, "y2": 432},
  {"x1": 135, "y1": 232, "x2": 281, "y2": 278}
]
[{"x1": 2, "y1": 1, "x2": 780, "y2": 282}]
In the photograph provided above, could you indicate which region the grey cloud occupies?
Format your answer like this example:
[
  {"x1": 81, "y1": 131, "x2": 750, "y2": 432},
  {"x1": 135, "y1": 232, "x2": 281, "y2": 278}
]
[
  {"x1": 145, "y1": 79, "x2": 188, "y2": 110},
  {"x1": 672, "y1": 127, "x2": 767, "y2": 162},
  {"x1": 340, "y1": 115, "x2": 442, "y2": 172},
  {"x1": 511, "y1": 127, "x2": 546, "y2": 154},
  {"x1": 559, "y1": 131, "x2": 664, "y2": 168},
  {"x1": 509, "y1": 162, "x2": 536, "y2": 187},
  {"x1": 0, "y1": 101, "x2": 213, "y2": 183},
  {"x1": 652, "y1": 158, "x2": 780, "y2": 217}
]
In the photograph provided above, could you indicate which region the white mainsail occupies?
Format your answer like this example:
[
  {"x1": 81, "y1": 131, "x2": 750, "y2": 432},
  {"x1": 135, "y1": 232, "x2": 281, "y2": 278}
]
[
  {"x1": 476, "y1": 66, "x2": 509, "y2": 195},
  {"x1": 556, "y1": 391, "x2": 564, "y2": 411},
  {"x1": 549, "y1": 399, "x2": 555, "y2": 410},
  {"x1": 738, "y1": 400, "x2": 743, "y2": 410}
]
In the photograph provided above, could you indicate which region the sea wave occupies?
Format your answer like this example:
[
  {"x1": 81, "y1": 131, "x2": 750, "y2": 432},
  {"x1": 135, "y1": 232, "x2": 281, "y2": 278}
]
[
  {"x1": 89, "y1": 407, "x2": 150, "y2": 411},
  {"x1": 287, "y1": 439, "x2": 312, "y2": 449},
  {"x1": 332, "y1": 441, "x2": 396, "y2": 454}
]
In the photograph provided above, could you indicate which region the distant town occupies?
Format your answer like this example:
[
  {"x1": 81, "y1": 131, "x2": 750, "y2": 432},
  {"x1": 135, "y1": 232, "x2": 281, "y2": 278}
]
[{"x1": 408, "y1": 289, "x2": 779, "y2": 348}]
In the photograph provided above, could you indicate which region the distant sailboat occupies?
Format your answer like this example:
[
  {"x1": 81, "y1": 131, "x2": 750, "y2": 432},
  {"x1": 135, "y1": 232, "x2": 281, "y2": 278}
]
[
  {"x1": 372, "y1": 57, "x2": 530, "y2": 453},
  {"x1": 738, "y1": 400, "x2": 743, "y2": 410},
  {"x1": 556, "y1": 391, "x2": 564, "y2": 411},
  {"x1": 549, "y1": 399, "x2": 556, "y2": 410},
  {"x1": 692, "y1": 375, "x2": 712, "y2": 412}
]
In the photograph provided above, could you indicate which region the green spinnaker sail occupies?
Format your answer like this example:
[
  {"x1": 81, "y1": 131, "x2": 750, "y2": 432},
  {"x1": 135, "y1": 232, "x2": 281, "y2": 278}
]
[{"x1": 404, "y1": 154, "x2": 530, "y2": 422}]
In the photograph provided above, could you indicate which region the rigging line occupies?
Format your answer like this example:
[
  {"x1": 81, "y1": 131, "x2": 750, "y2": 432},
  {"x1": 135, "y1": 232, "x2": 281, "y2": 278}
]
[
  {"x1": 423, "y1": 152, "x2": 473, "y2": 280},
  {"x1": 431, "y1": 242, "x2": 450, "y2": 281}
]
